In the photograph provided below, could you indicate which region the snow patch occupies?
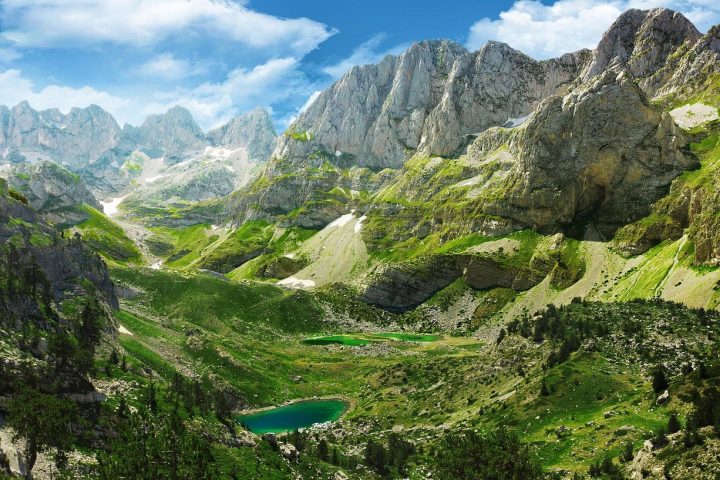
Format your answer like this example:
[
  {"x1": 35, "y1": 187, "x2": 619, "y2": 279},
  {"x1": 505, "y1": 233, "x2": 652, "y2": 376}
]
[
  {"x1": 354, "y1": 215, "x2": 366, "y2": 234},
  {"x1": 327, "y1": 213, "x2": 355, "y2": 228},
  {"x1": 118, "y1": 325, "x2": 133, "y2": 336},
  {"x1": 100, "y1": 195, "x2": 127, "y2": 217},
  {"x1": 150, "y1": 261, "x2": 162, "y2": 270},
  {"x1": 145, "y1": 175, "x2": 164, "y2": 183},
  {"x1": 503, "y1": 113, "x2": 532, "y2": 128},
  {"x1": 335, "y1": 150, "x2": 342, "y2": 157},
  {"x1": 278, "y1": 277, "x2": 316, "y2": 289}
]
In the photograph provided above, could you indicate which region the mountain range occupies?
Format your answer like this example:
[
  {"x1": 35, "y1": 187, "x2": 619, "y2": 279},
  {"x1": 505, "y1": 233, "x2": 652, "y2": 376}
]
[{"x1": 1, "y1": 6, "x2": 720, "y2": 480}]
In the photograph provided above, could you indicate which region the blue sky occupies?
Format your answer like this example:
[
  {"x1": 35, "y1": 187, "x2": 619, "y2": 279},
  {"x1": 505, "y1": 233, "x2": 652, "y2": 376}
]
[{"x1": 0, "y1": 0, "x2": 718, "y2": 131}]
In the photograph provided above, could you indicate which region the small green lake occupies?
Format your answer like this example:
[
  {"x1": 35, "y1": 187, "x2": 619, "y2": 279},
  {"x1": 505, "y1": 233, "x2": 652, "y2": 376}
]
[
  {"x1": 237, "y1": 399, "x2": 348, "y2": 434},
  {"x1": 302, "y1": 332, "x2": 441, "y2": 346}
]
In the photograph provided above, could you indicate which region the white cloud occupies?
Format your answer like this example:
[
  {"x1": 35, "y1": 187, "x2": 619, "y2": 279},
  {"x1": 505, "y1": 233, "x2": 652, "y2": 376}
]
[
  {"x1": 0, "y1": 56, "x2": 322, "y2": 131},
  {"x1": 2, "y1": 0, "x2": 336, "y2": 57},
  {"x1": 0, "y1": 69, "x2": 130, "y2": 116},
  {"x1": 140, "y1": 57, "x2": 317, "y2": 129},
  {"x1": 467, "y1": 0, "x2": 720, "y2": 59},
  {"x1": 138, "y1": 53, "x2": 205, "y2": 80},
  {"x1": 299, "y1": 91, "x2": 322, "y2": 114},
  {"x1": 279, "y1": 90, "x2": 322, "y2": 131},
  {"x1": 322, "y1": 34, "x2": 408, "y2": 79}
]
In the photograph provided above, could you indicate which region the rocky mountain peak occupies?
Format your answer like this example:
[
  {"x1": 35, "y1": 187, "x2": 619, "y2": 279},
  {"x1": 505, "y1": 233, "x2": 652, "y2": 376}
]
[
  {"x1": 583, "y1": 8, "x2": 700, "y2": 91},
  {"x1": 207, "y1": 107, "x2": 277, "y2": 161},
  {"x1": 135, "y1": 105, "x2": 208, "y2": 162}
]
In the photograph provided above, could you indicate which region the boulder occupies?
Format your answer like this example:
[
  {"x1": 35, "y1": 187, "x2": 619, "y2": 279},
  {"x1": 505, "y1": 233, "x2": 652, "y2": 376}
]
[{"x1": 279, "y1": 442, "x2": 299, "y2": 461}]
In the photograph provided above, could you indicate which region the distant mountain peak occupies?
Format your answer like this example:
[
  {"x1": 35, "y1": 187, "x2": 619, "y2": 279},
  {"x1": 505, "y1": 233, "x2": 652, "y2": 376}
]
[{"x1": 207, "y1": 108, "x2": 277, "y2": 161}]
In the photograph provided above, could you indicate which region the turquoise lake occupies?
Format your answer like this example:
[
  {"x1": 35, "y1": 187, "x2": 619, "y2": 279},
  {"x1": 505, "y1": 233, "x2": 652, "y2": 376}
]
[{"x1": 237, "y1": 399, "x2": 348, "y2": 434}]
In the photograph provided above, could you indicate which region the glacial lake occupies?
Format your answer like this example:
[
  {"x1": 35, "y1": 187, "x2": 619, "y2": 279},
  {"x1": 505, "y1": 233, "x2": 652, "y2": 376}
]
[{"x1": 237, "y1": 399, "x2": 349, "y2": 434}]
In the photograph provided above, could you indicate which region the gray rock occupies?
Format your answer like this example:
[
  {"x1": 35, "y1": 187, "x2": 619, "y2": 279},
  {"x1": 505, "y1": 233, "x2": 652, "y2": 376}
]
[
  {"x1": 207, "y1": 107, "x2": 277, "y2": 161},
  {"x1": 582, "y1": 8, "x2": 701, "y2": 96},
  {"x1": 279, "y1": 442, "x2": 299, "y2": 461},
  {"x1": 0, "y1": 101, "x2": 122, "y2": 170},
  {"x1": 2, "y1": 160, "x2": 101, "y2": 225},
  {"x1": 131, "y1": 105, "x2": 208, "y2": 162}
]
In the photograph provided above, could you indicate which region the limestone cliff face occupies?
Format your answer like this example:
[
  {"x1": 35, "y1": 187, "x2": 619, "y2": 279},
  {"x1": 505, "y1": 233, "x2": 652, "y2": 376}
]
[
  {"x1": 582, "y1": 8, "x2": 701, "y2": 96},
  {"x1": 233, "y1": 40, "x2": 590, "y2": 225},
  {"x1": 474, "y1": 67, "x2": 695, "y2": 237},
  {"x1": 273, "y1": 40, "x2": 588, "y2": 170},
  {"x1": 656, "y1": 24, "x2": 720, "y2": 99}
]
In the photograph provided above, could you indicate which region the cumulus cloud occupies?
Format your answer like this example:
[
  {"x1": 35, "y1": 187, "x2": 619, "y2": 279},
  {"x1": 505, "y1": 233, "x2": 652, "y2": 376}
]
[
  {"x1": 0, "y1": 69, "x2": 130, "y2": 115},
  {"x1": 322, "y1": 34, "x2": 408, "y2": 79},
  {"x1": 299, "y1": 91, "x2": 322, "y2": 114},
  {"x1": 2, "y1": 0, "x2": 336, "y2": 57},
  {"x1": 141, "y1": 57, "x2": 319, "y2": 129},
  {"x1": 467, "y1": 0, "x2": 720, "y2": 59},
  {"x1": 138, "y1": 53, "x2": 206, "y2": 80}
]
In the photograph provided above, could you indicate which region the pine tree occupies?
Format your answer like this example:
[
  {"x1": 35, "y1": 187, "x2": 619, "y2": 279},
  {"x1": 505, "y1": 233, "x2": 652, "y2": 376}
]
[
  {"x1": 318, "y1": 438, "x2": 329, "y2": 461},
  {"x1": 667, "y1": 412, "x2": 681, "y2": 434},
  {"x1": 652, "y1": 367, "x2": 669, "y2": 393},
  {"x1": 541, "y1": 378, "x2": 550, "y2": 396},
  {"x1": 7, "y1": 388, "x2": 78, "y2": 475},
  {"x1": 147, "y1": 383, "x2": 158, "y2": 415}
]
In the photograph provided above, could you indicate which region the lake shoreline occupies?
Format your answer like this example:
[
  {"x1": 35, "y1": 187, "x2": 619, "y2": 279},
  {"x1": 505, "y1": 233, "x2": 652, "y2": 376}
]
[{"x1": 235, "y1": 394, "x2": 356, "y2": 419}]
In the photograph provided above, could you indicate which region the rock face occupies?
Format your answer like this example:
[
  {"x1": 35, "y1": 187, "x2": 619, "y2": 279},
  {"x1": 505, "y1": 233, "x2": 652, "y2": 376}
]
[
  {"x1": 273, "y1": 40, "x2": 588, "y2": 171},
  {"x1": 360, "y1": 254, "x2": 549, "y2": 312},
  {"x1": 0, "y1": 187, "x2": 118, "y2": 316},
  {"x1": 232, "y1": 7, "x2": 714, "y2": 237},
  {"x1": 129, "y1": 106, "x2": 209, "y2": 163},
  {"x1": 472, "y1": 67, "x2": 695, "y2": 237},
  {"x1": 0, "y1": 102, "x2": 122, "y2": 170},
  {"x1": 1, "y1": 160, "x2": 101, "y2": 225},
  {"x1": 582, "y1": 8, "x2": 701, "y2": 96},
  {"x1": 207, "y1": 107, "x2": 277, "y2": 161}
]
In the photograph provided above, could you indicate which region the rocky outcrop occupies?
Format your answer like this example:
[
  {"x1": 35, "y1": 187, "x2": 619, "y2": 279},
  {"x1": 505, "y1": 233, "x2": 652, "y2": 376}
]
[
  {"x1": 656, "y1": 24, "x2": 720, "y2": 99},
  {"x1": 1, "y1": 160, "x2": 101, "y2": 225},
  {"x1": 360, "y1": 254, "x2": 550, "y2": 312},
  {"x1": 464, "y1": 257, "x2": 546, "y2": 291},
  {"x1": 472, "y1": 67, "x2": 696, "y2": 237},
  {"x1": 361, "y1": 256, "x2": 465, "y2": 312},
  {"x1": 614, "y1": 151, "x2": 720, "y2": 265},
  {"x1": 0, "y1": 186, "x2": 118, "y2": 317},
  {"x1": 207, "y1": 107, "x2": 277, "y2": 161}
]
